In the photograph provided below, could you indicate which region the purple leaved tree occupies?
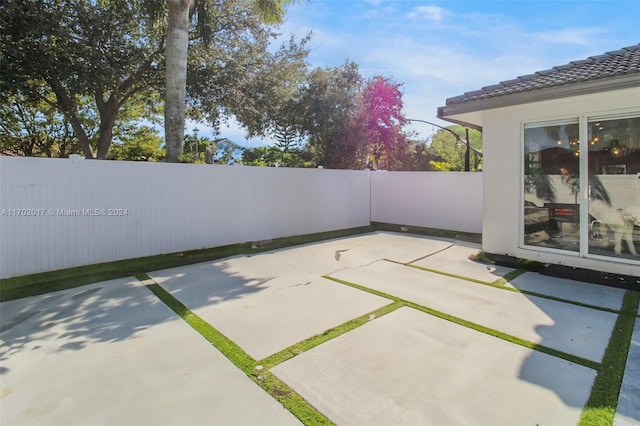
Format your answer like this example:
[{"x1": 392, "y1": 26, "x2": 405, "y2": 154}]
[{"x1": 353, "y1": 76, "x2": 408, "y2": 169}]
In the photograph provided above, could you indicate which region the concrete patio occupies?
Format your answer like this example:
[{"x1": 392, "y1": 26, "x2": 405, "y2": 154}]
[{"x1": 1, "y1": 231, "x2": 638, "y2": 425}]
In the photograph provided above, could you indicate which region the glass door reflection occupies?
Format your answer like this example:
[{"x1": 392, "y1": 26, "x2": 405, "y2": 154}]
[
  {"x1": 523, "y1": 121, "x2": 581, "y2": 252},
  {"x1": 587, "y1": 116, "x2": 640, "y2": 260}
]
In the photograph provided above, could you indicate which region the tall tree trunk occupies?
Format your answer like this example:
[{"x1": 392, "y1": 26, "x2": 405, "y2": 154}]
[{"x1": 165, "y1": 0, "x2": 192, "y2": 162}]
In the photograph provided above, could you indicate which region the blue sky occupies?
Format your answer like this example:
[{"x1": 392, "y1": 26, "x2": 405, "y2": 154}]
[{"x1": 209, "y1": 0, "x2": 640, "y2": 147}]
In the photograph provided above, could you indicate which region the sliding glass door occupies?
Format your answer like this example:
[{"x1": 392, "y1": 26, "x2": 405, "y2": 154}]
[
  {"x1": 523, "y1": 114, "x2": 640, "y2": 262},
  {"x1": 587, "y1": 115, "x2": 640, "y2": 260},
  {"x1": 523, "y1": 120, "x2": 581, "y2": 252}
]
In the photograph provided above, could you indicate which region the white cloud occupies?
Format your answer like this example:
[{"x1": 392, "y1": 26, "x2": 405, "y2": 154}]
[
  {"x1": 407, "y1": 5, "x2": 450, "y2": 22},
  {"x1": 535, "y1": 28, "x2": 607, "y2": 46}
]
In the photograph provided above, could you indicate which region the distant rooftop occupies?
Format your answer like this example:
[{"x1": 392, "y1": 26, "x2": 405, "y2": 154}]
[
  {"x1": 439, "y1": 44, "x2": 640, "y2": 120},
  {"x1": 214, "y1": 138, "x2": 241, "y2": 150}
]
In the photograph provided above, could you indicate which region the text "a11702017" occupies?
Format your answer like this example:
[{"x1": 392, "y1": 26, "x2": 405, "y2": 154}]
[{"x1": 0, "y1": 208, "x2": 129, "y2": 217}]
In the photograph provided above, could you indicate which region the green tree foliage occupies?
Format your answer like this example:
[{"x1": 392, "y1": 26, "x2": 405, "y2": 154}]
[
  {"x1": 108, "y1": 126, "x2": 165, "y2": 161},
  {"x1": 428, "y1": 125, "x2": 483, "y2": 171},
  {"x1": 188, "y1": 33, "x2": 310, "y2": 144},
  {"x1": 295, "y1": 70, "x2": 412, "y2": 170},
  {"x1": 396, "y1": 139, "x2": 436, "y2": 171},
  {"x1": 1, "y1": 0, "x2": 164, "y2": 159},
  {"x1": 0, "y1": 91, "x2": 79, "y2": 157},
  {"x1": 301, "y1": 61, "x2": 363, "y2": 169},
  {"x1": 241, "y1": 146, "x2": 278, "y2": 167},
  {"x1": 240, "y1": 145, "x2": 313, "y2": 167},
  {"x1": 214, "y1": 144, "x2": 240, "y2": 165},
  {"x1": 262, "y1": 38, "x2": 310, "y2": 167},
  {"x1": 1, "y1": 0, "x2": 308, "y2": 160}
]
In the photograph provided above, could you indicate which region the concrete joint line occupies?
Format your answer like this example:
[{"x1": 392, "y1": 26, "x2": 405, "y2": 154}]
[{"x1": 401, "y1": 243, "x2": 456, "y2": 265}]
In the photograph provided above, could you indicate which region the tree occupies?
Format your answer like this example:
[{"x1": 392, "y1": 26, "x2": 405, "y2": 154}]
[
  {"x1": 240, "y1": 146, "x2": 281, "y2": 166},
  {"x1": 187, "y1": 33, "x2": 310, "y2": 138},
  {"x1": 394, "y1": 139, "x2": 436, "y2": 171},
  {"x1": 266, "y1": 59, "x2": 309, "y2": 166},
  {"x1": 301, "y1": 61, "x2": 363, "y2": 168},
  {"x1": 428, "y1": 125, "x2": 482, "y2": 171},
  {"x1": 241, "y1": 145, "x2": 312, "y2": 167},
  {"x1": 271, "y1": 106, "x2": 305, "y2": 166},
  {"x1": 108, "y1": 126, "x2": 165, "y2": 161},
  {"x1": 258, "y1": 35, "x2": 310, "y2": 167},
  {"x1": 0, "y1": 90, "x2": 79, "y2": 158},
  {"x1": 352, "y1": 76, "x2": 408, "y2": 170},
  {"x1": 1, "y1": 0, "x2": 307, "y2": 160},
  {"x1": 164, "y1": 0, "x2": 193, "y2": 162},
  {"x1": 213, "y1": 142, "x2": 241, "y2": 165},
  {"x1": 1, "y1": 0, "x2": 164, "y2": 159},
  {"x1": 163, "y1": 0, "x2": 302, "y2": 162}
]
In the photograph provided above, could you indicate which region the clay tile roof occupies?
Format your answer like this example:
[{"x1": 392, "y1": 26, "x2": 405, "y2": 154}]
[{"x1": 446, "y1": 44, "x2": 640, "y2": 105}]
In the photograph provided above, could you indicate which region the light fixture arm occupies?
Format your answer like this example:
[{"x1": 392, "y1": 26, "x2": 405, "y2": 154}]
[{"x1": 407, "y1": 118, "x2": 483, "y2": 172}]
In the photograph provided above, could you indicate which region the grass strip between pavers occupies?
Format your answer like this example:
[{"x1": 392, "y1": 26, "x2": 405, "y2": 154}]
[
  {"x1": 143, "y1": 280, "x2": 333, "y2": 426},
  {"x1": 578, "y1": 290, "x2": 640, "y2": 426},
  {"x1": 494, "y1": 268, "x2": 530, "y2": 285},
  {"x1": 324, "y1": 275, "x2": 601, "y2": 371},
  {"x1": 401, "y1": 262, "x2": 622, "y2": 315},
  {"x1": 259, "y1": 301, "x2": 405, "y2": 368}
]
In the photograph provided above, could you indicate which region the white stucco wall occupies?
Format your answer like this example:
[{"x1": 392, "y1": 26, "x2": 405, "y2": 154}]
[{"x1": 478, "y1": 87, "x2": 640, "y2": 275}]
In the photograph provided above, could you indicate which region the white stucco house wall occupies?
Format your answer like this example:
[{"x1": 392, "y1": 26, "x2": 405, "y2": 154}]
[{"x1": 438, "y1": 45, "x2": 640, "y2": 276}]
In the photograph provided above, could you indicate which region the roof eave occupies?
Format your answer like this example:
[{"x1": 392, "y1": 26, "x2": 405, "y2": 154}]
[
  {"x1": 438, "y1": 74, "x2": 640, "y2": 120},
  {"x1": 436, "y1": 114, "x2": 483, "y2": 132}
]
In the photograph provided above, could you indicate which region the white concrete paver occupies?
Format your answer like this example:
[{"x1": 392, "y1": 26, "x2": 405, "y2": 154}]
[
  {"x1": 0, "y1": 278, "x2": 300, "y2": 426},
  {"x1": 508, "y1": 271, "x2": 626, "y2": 311},
  {"x1": 272, "y1": 307, "x2": 595, "y2": 426},
  {"x1": 331, "y1": 260, "x2": 618, "y2": 363}
]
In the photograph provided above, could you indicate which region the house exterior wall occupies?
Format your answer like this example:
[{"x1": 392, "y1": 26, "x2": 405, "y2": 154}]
[
  {"x1": 481, "y1": 86, "x2": 640, "y2": 275},
  {"x1": 0, "y1": 157, "x2": 482, "y2": 278}
]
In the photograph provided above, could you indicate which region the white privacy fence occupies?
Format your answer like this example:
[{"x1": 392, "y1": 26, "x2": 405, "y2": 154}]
[
  {"x1": 370, "y1": 171, "x2": 483, "y2": 233},
  {"x1": 0, "y1": 156, "x2": 482, "y2": 278}
]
